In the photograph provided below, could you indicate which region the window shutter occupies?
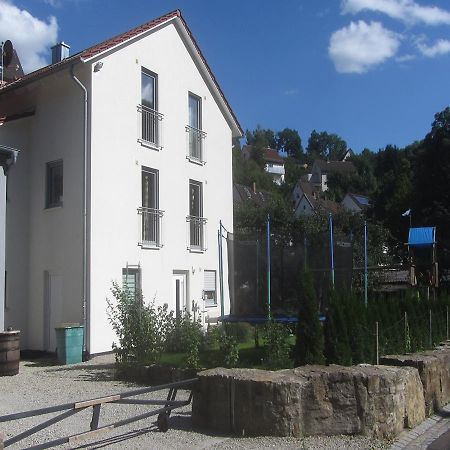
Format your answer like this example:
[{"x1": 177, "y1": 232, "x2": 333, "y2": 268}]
[{"x1": 204, "y1": 270, "x2": 216, "y2": 291}]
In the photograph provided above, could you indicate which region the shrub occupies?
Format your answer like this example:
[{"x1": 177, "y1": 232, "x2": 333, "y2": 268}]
[
  {"x1": 106, "y1": 282, "x2": 173, "y2": 365},
  {"x1": 294, "y1": 271, "x2": 325, "y2": 366},
  {"x1": 222, "y1": 322, "x2": 254, "y2": 344},
  {"x1": 165, "y1": 309, "x2": 204, "y2": 368},
  {"x1": 220, "y1": 325, "x2": 239, "y2": 367},
  {"x1": 263, "y1": 321, "x2": 292, "y2": 370}
]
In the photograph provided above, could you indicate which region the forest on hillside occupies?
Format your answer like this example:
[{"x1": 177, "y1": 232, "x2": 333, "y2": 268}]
[{"x1": 233, "y1": 106, "x2": 450, "y2": 270}]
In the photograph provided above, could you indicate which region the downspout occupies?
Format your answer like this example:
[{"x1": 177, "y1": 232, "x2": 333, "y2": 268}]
[{"x1": 70, "y1": 64, "x2": 89, "y2": 359}]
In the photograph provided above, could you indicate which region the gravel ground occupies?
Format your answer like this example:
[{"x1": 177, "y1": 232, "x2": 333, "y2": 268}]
[{"x1": 0, "y1": 355, "x2": 390, "y2": 449}]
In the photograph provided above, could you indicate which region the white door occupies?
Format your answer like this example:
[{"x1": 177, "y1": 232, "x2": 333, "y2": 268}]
[
  {"x1": 172, "y1": 273, "x2": 187, "y2": 319},
  {"x1": 43, "y1": 272, "x2": 63, "y2": 352}
]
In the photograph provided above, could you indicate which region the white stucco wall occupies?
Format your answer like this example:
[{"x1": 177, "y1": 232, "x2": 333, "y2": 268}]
[
  {"x1": 0, "y1": 19, "x2": 236, "y2": 354},
  {"x1": 1, "y1": 71, "x2": 87, "y2": 350},
  {"x1": 88, "y1": 22, "x2": 234, "y2": 353}
]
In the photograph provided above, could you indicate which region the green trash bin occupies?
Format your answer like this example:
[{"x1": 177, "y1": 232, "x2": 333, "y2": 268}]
[{"x1": 55, "y1": 324, "x2": 84, "y2": 365}]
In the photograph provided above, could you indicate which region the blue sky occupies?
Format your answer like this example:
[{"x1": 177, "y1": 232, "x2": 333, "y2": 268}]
[{"x1": 1, "y1": 0, "x2": 450, "y2": 153}]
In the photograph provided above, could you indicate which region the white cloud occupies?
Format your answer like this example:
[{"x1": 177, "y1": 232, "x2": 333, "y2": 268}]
[
  {"x1": 396, "y1": 53, "x2": 416, "y2": 62},
  {"x1": 342, "y1": 0, "x2": 450, "y2": 26},
  {"x1": 0, "y1": 0, "x2": 58, "y2": 73},
  {"x1": 416, "y1": 38, "x2": 450, "y2": 56},
  {"x1": 284, "y1": 88, "x2": 299, "y2": 96},
  {"x1": 329, "y1": 20, "x2": 401, "y2": 73}
]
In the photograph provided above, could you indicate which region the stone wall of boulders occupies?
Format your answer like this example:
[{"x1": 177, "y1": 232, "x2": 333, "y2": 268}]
[
  {"x1": 380, "y1": 345, "x2": 450, "y2": 416},
  {"x1": 193, "y1": 346, "x2": 450, "y2": 439},
  {"x1": 192, "y1": 364, "x2": 425, "y2": 439}
]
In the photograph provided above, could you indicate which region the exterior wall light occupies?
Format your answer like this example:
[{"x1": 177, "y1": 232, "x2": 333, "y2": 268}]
[{"x1": 93, "y1": 61, "x2": 103, "y2": 72}]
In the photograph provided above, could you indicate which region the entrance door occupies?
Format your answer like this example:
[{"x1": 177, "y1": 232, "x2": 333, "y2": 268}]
[
  {"x1": 43, "y1": 272, "x2": 63, "y2": 352},
  {"x1": 172, "y1": 272, "x2": 187, "y2": 319}
]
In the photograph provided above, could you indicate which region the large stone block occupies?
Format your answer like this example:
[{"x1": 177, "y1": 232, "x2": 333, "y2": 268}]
[
  {"x1": 192, "y1": 364, "x2": 424, "y2": 439},
  {"x1": 381, "y1": 347, "x2": 450, "y2": 415}
]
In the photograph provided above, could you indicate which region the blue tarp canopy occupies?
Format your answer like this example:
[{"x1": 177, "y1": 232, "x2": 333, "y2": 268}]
[{"x1": 408, "y1": 227, "x2": 436, "y2": 247}]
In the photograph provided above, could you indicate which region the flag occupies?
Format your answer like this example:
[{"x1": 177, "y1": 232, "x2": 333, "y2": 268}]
[{"x1": 402, "y1": 209, "x2": 411, "y2": 217}]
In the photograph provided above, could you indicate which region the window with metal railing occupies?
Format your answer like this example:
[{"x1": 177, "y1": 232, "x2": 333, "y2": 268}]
[
  {"x1": 187, "y1": 180, "x2": 206, "y2": 251},
  {"x1": 186, "y1": 93, "x2": 206, "y2": 164},
  {"x1": 139, "y1": 167, "x2": 163, "y2": 248},
  {"x1": 138, "y1": 69, "x2": 163, "y2": 150}
]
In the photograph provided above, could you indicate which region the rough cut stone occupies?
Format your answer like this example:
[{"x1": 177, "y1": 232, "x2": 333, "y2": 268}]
[
  {"x1": 192, "y1": 364, "x2": 424, "y2": 439},
  {"x1": 381, "y1": 347, "x2": 450, "y2": 415}
]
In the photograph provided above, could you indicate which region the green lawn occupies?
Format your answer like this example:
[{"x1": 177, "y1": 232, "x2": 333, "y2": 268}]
[{"x1": 159, "y1": 335, "x2": 295, "y2": 370}]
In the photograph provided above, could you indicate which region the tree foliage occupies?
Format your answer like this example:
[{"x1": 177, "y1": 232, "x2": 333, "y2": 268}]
[
  {"x1": 306, "y1": 130, "x2": 348, "y2": 161},
  {"x1": 276, "y1": 128, "x2": 303, "y2": 159}
]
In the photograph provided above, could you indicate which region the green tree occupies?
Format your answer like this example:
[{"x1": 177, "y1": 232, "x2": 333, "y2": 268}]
[
  {"x1": 294, "y1": 271, "x2": 325, "y2": 366},
  {"x1": 413, "y1": 107, "x2": 450, "y2": 266},
  {"x1": 246, "y1": 126, "x2": 277, "y2": 149},
  {"x1": 276, "y1": 128, "x2": 303, "y2": 159},
  {"x1": 306, "y1": 130, "x2": 348, "y2": 161}
]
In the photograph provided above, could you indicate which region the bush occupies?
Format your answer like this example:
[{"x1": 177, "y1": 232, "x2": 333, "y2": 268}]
[
  {"x1": 222, "y1": 322, "x2": 254, "y2": 344},
  {"x1": 220, "y1": 331, "x2": 239, "y2": 368},
  {"x1": 294, "y1": 271, "x2": 325, "y2": 366},
  {"x1": 263, "y1": 321, "x2": 292, "y2": 370},
  {"x1": 106, "y1": 282, "x2": 173, "y2": 365},
  {"x1": 165, "y1": 309, "x2": 204, "y2": 368}
]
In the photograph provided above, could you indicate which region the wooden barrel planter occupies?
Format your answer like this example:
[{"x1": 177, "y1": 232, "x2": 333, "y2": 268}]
[{"x1": 0, "y1": 330, "x2": 20, "y2": 376}]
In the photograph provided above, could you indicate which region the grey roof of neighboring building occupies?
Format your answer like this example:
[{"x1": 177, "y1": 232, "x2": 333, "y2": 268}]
[
  {"x1": 345, "y1": 193, "x2": 370, "y2": 210},
  {"x1": 233, "y1": 183, "x2": 272, "y2": 206},
  {"x1": 314, "y1": 159, "x2": 357, "y2": 174}
]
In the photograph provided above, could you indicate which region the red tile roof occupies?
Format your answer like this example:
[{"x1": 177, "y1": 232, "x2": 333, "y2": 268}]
[
  {"x1": 263, "y1": 148, "x2": 284, "y2": 163},
  {"x1": 0, "y1": 9, "x2": 243, "y2": 135}
]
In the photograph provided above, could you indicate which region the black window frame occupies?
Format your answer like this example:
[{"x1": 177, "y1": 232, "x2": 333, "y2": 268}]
[{"x1": 45, "y1": 159, "x2": 63, "y2": 209}]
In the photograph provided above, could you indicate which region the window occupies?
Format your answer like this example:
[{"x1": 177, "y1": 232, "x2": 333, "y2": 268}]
[
  {"x1": 189, "y1": 180, "x2": 202, "y2": 218},
  {"x1": 46, "y1": 160, "x2": 63, "y2": 208},
  {"x1": 139, "y1": 68, "x2": 162, "y2": 148},
  {"x1": 204, "y1": 270, "x2": 217, "y2": 307},
  {"x1": 186, "y1": 93, "x2": 206, "y2": 162},
  {"x1": 122, "y1": 266, "x2": 141, "y2": 300},
  {"x1": 187, "y1": 180, "x2": 206, "y2": 250},
  {"x1": 140, "y1": 167, "x2": 162, "y2": 247}
]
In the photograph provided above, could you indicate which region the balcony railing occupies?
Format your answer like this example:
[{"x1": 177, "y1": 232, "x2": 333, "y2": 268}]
[
  {"x1": 138, "y1": 105, "x2": 163, "y2": 150},
  {"x1": 186, "y1": 215, "x2": 207, "y2": 251},
  {"x1": 265, "y1": 163, "x2": 285, "y2": 175},
  {"x1": 138, "y1": 207, "x2": 164, "y2": 248},
  {"x1": 185, "y1": 125, "x2": 206, "y2": 164}
]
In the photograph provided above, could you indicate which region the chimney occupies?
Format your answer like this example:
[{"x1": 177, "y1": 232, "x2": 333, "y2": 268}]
[
  {"x1": 51, "y1": 42, "x2": 70, "y2": 64},
  {"x1": 253, "y1": 182, "x2": 256, "y2": 194}
]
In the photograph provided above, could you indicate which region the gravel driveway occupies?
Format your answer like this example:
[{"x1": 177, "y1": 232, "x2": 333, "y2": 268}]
[{"x1": 0, "y1": 355, "x2": 389, "y2": 449}]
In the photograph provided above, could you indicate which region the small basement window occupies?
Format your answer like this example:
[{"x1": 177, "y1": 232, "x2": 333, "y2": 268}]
[{"x1": 46, "y1": 160, "x2": 63, "y2": 208}]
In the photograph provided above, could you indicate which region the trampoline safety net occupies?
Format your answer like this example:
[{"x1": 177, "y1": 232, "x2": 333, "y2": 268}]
[{"x1": 227, "y1": 232, "x2": 354, "y2": 316}]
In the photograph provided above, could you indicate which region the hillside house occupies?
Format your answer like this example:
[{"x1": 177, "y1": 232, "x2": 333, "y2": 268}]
[
  {"x1": 341, "y1": 193, "x2": 370, "y2": 213},
  {"x1": 0, "y1": 10, "x2": 242, "y2": 355},
  {"x1": 242, "y1": 146, "x2": 285, "y2": 185},
  {"x1": 310, "y1": 159, "x2": 356, "y2": 191}
]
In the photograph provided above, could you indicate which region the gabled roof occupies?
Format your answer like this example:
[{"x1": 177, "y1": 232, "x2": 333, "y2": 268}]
[
  {"x1": 344, "y1": 193, "x2": 370, "y2": 210},
  {"x1": 314, "y1": 159, "x2": 356, "y2": 174},
  {"x1": 0, "y1": 10, "x2": 243, "y2": 136},
  {"x1": 233, "y1": 183, "x2": 272, "y2": 206},
  {"x1": 263, "y1": 148, "x2": 284, "y2": 164}
]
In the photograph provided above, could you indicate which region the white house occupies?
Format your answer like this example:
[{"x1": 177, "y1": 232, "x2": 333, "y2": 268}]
[
  {"x1": 0, "y1": 10, "x2": 243, "y2": 355},
  {"x1": 242, "y1": 146, "x2": 285, "y2": 185},
  {"x1": 341, "y1": 193, "x2": 370, "y2": 213}
]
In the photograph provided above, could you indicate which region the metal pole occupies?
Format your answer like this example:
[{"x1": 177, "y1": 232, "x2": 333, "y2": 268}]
[
  {"x1": 364, "y1": 220, "x2": 368, "y2": 307},
  {"x1": 218, "y1": 223, "x2": 224, "y2": 319},
  {"x1": 429, "y1": 309, "x2": 432, "y2": 348},
  {"x1": 1, "y1": 41, "x2": 4, "y2": 85},
  {"x1": 267, "y1": 214, "x2": 271, "y2": 320},
  {"x1": 304, "y1": 235, "x2": 307, "y2": 270},
  {"x1": 256, "y1": 238, "x2": 259, "y2": 308},
  {"x1": 447, "y1": 306, "x2": 449, "y2": 341},
  {"x1": 329, "y1": 213, "x2": 335, "y2": 288},
  {"x1": 376, "y1": 321, "x2": 379, "y2": 365}
]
